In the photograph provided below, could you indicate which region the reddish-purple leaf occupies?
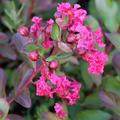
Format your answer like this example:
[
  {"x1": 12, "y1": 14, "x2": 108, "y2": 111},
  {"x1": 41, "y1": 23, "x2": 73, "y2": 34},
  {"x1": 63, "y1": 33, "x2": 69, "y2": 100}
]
[
  {"x1": 112, "y1": 51, "x2": 120, "y2": 73},
  {"x1": 105, "y1": 33, "x2": 120, "y2": 51},
  {"x1": 99, "y1": 91, "x2": 120, "y2": 115},
  {"x1": 99, "y1": 91, "x2": 114, "y2": 108},
  {"x1": 14, "y1": 63, "x2": 33, "y2": 108},
  {"x1": 15, "y1": 88, "x2": 32, "y2": 108},
  {"x1": 11, "y1": 33, "x2": 32, "y2": 52},
  {"x1": 34, "y1": 0, "x2": 57, "y2": 11},
  {"x1": 60, "y1": 56, "x2": 79, "y2": 65},
  {"x1": 7, "y1": 114, "x2": 24, "y2": 120},
  {"x1": 0, "y1": 44, "x2": 16, "y2": 60},
  {"x1": 0, "y1": 32, "x2": 9, "y2": 44},
  {"x1": 16, "y1": 63, "x2": 33, "y2": 92},
  {"x1": 0, "y1": 68, "x2": 7, "y2": 97},
  {"x1": 58, "y1": 41, "x2": 72, "y2": 53}
]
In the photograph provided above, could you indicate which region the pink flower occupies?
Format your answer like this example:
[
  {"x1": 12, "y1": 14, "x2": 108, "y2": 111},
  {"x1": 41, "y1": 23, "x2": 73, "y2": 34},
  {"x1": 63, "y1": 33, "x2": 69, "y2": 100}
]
[
  {"x1": 67, "y1": 33, "x2": 80, "y2": 43},
  {"x1": 54, "y1": 2, "x2": 73, "y2": 29},
  {"x1": 73, "y1": 9, "x2": 87, "y2": 24},
  {"x1": 32, "y1": 16, "x2": 42, "y2": 25},
  {"x1": 54, "y1": 103, "x2": 66, "y2": 118},
  {"x1": 57, "y1": 3, "x2": 72, "y2": 14},
  {"x1": 42, "y1": 37, "x2": 54, "y2": 49},
  {"x1": 46, "y1": 19, "x2": 54, "y2": 25},
  {"x1": 74, "y1": 4, "x2": 81, "y2": 9},
  {"x1": 50, "y1": 74, "x2": 81, "y2": 104},
  {"x1": 93, "y1": 27, "x2": 105, "y2": 48},
  {"x1": 66, "y1": 81, "x2": 81, "y2": 105},
  {"x1": 83, "y1": 51, "x2": 108, "y2": 75},
  {"x1": 30, "y1": 16, "x2": 42, "y2": 38},
  {"x1": 46, "y1": 19, "x2": 54, "y2": 33},
  {"x1": 36, "y1": 75, "x2": 53, "y2": 98}
]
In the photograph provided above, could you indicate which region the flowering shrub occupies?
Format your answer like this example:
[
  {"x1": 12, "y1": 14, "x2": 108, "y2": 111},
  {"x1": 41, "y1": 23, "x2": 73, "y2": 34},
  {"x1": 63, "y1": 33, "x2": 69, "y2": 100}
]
[
  {"x1": 0, "y1": 0, "x2": 120, "y2": 120},
  {"x1": 17, "y1": 2, "x2": 107, "y2": 118}
]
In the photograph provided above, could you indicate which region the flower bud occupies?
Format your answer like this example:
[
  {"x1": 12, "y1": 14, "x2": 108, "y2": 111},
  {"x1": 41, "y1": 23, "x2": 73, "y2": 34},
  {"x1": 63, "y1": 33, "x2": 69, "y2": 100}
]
[
  {"x1": 18, "y1": 26, "x2": 29, "y2": 36},
  {"x1": 29, "y1": 51, "x2": 39, "y2": 61},
  {"x1": 50, "y1": 60, "x2": 59, "y2": 69}
]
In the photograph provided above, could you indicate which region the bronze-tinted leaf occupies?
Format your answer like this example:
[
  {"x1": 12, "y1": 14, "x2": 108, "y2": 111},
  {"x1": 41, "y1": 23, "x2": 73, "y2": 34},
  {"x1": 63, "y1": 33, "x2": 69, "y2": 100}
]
[
  {"x1": 0, "y1": 32, "x2": 9, "y2": 44},
  {"x1": 58, "y1": 41, "x2": 72, "y2": 53},
  {"x1": 0, "y1": 98, "x2": 9, "y2": 120},
  {"x1": 11, "y1": 33, "x2": 32, "y2": 52},
  {"x1": 0, "y1": 44, "x2": 16, "y2": 60},
  {"x1": 7, "y1": 114, "x2": 24, "y2": 120},
  {"x1": 15, "y1": 88, "x2": 32, "y2": 108},
  {"x1": 0, "y1": 68, "x2": 7, "y2": 98}
]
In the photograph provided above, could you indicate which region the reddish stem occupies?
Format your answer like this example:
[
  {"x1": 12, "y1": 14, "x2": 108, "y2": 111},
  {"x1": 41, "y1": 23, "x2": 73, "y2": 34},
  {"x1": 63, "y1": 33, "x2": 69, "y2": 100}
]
[
  {"x1": 28, "y1": 0, "x2": 35, "y2": 19},
  {"x1": 106, "y1": 43, "x2": 113, "y2": 54},
  {"x1": 50, "y1": 42, "x2": 59, "y2": 56}
]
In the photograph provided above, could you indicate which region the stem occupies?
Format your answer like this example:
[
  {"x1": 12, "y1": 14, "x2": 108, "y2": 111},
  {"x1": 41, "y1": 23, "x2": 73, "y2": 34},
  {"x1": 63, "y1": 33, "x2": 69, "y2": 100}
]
[
  {"x1": 50, "y1": 42, "x2": 59, "y2": 56},
  {"x1": 50, "y1": 27, "x2": 62, "y2": 56},
  {"x1": 106, "y1": 43, "x2": 113, "y2": 54},
  {"x1": 28, "y1": 0, "x2": 35, "y2": 19}
]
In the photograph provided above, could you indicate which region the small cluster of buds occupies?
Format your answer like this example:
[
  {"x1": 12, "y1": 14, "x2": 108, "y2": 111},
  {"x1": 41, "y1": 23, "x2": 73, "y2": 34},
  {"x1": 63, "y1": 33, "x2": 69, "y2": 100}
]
[{"x1": 18, "y1": 2, "x2": 108, "y2": 118}]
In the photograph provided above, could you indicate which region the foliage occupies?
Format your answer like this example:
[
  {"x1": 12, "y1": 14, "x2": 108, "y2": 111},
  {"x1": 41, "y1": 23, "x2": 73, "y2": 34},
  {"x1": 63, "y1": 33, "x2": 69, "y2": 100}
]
[{"x1": 0, "y1": 0, "x2": 120, "y2": 120}]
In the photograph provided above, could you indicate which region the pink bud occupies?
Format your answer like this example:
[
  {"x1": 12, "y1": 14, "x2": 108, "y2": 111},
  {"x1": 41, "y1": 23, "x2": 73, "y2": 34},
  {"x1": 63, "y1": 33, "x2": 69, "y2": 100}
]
[
  {"x1": 29, "y1": 51, "x2": 39, "y2": 61},
  {"x1": 18, "y1": 26, "x2": 29, "y2": 36},
  {"x1": 50, "y1": 60, "x2": 59, "y2": 69}
]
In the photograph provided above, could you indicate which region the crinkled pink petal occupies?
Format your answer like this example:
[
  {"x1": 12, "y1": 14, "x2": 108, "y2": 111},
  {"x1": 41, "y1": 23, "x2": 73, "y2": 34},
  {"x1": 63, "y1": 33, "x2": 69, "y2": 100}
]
[
  {"x1": 36, "y1": 75, "x2": 53, "y2": 98},
  {"x1": 42, "y1": 38, "x2": 54, "y2": 49},
  {"x1": 54, "y1": 103, "x2": 66, "y2": 118}
]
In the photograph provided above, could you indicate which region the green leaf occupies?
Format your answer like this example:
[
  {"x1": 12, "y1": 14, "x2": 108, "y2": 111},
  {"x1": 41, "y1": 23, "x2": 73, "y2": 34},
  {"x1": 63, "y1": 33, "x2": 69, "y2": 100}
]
[
  {"x1": 26, "y1": 44, "x2": 39, "y2": 52},
  {"x1": 90, "y1": 74, "x2": 102, "y2": 86},
  {"x1": 85, "y1": 15, "x2": 99, "y2": 31},
  {"x1": 95, "y1": 0, "x2": 119, "y2": 32},
  {"x1": 102, "y1": 76, "x2": 120, "y2": 97},
  {"x1": 46, "y1": 55, "x2": 56, "y2": 61},
  {"x1": 51, "y1": 23, "x2": 60, "y2": 41},
  {"x1": 57, "y1": 53, "x2": 72, "y2": 59},
  {"x1": 82, "y1": 92, "x2": 101, "y2": 108},
  {"x1": 105, "y1": 33, "x2": 120, "y2": 51},
  {"x1": 0, "y1": 98, "x2": 9, "y2": 120},
  {"x1": 80, "y1": 60, "x2": 93, "y2": 90},
  {"x1": 76, "y1": 110, "x2": 111, "y2": 120},
  {"x1": 63, "y1": 16, "x2": 69, "y2": 26},
  {"x1": 2, "y1": 17, "x2": 15, "y2": 33}
]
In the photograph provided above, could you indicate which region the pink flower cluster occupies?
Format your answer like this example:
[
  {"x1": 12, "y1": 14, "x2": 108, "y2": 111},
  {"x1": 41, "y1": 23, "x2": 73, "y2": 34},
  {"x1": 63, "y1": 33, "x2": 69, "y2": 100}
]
[
  {"x1": 30, "y1": 16, "x2": 54, "y2": 48},
  {"x1": 36, "y1": 72, "x2": 81, "y2": 118},
  {"x1": 19, "y1": 2, "x2": 108, "y2": 75},
  {"x1": 36, "y1": 72, "x2": 81, "y2": 116},
  {"x1": 55, "y1": 2, "x2": 107, "y2": 75}
]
